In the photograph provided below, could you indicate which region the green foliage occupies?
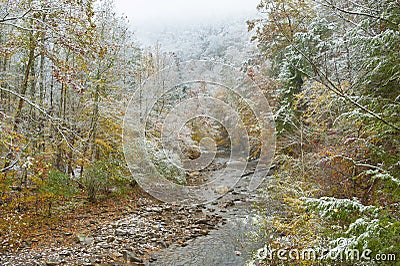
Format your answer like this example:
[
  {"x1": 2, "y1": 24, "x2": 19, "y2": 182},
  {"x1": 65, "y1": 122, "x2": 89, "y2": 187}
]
[
  {"x1": 81, "y1": 160, "x2": 132, "y2": 202},
  {"x1": 303, "y1": 197, "x2": 377, "y2": 222},
  {"x1": 40, "y1": 170, "x2": 78, "y2": 200},
  {"x1": 81, "y1": 161, "x2": 112, "y2": 202}
]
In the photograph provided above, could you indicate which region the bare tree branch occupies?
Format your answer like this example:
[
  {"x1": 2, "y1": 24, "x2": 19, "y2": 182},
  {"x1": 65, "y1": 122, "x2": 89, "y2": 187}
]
[
  {"x1": 0, "y1": 8, "x2": 31, "y2": 23},
  {"x1": 0, "y1": 159, "x2": 19, "y2": 173},
  {"x1": 0, "y1": 86, "x2": 83, "y2": 153}
]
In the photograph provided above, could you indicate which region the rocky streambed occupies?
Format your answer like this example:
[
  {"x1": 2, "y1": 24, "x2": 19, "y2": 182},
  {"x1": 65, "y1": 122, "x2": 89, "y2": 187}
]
[
  {"x1": 0, "y1": 199, "x2": 224, "y2": 265},
  {"x1": 1, "y1": 158, "x2": 268, "y2": 266},
  {"x1": 145, "y1": 170, "x2": 267, "y2": 266}
]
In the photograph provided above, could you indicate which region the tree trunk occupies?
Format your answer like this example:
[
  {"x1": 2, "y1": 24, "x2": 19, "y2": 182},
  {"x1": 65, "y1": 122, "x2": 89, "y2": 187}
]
[{"x1": 14, "y1": 33, "x2": 36, "y2": 130}]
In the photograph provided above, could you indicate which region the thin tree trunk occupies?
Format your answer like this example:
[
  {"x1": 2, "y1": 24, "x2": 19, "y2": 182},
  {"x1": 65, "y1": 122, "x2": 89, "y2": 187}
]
[{"x1": 14, "y1": 33, "x2": 36, "y2": 130}]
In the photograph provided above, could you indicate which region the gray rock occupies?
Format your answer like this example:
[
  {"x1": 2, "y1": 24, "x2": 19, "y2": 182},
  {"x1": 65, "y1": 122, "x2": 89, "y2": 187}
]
[
  {"x1": 45, "y1": 261, "x2": 59, "y2": 266},
  {"x1": 122, "y1": 250, "x2": 143, "y2": 263},
  {"x1": 159, "y1": 240, "x2": 168, "y2": 248},
  {"x1": 113, "y1": 252, "x2": 123, "y2": 257},
  {"x1": 75, "y1": 234, "x2": 94, "y2": 245},
  {"x1": 149, "y1": 254, "x2": 157, "y2": 262},
  {"x1": 115, "y1": 228, "x2": 128, "y2": 236},
  {"x1": 106, "y1": 236, "x2": 115, "y2": 243},
  {"x1": 59, "y1": 250, "x2": 71, "y2": 256},
  {"x1": 195, "y1": 218, "x2": 209, "y2": 225},
  {"x1": 199, "y1": 229, "x2": 209, "y2": 235}
]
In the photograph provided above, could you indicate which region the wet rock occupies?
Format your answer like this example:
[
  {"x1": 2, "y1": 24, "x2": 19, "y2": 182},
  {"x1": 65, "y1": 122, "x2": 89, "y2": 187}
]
[
  {"x1": 97, "y1": 242, "x2": 112, "y2": 249},
  {"x1": 159, "y1": 240, "x2": 168, "y2": 248},
  {"x1": 115, "y1": 229, "x2": 128, "y2": 236},
  {"x1": 149, "y1": 254, "x2": 157, "y2": 262},
  {"x1": 199, "y1": 230, "x2": 209, "y2": 236},
  {"x1": 74, "y1": 234, "x2": 94, "y2": 245},
  {"x1": 106, "y1": 236, "x2": 115, "y2": 243},
  {"x1": 188, "y1": 171, "x2": 200, "y2": 178},
  {"x1": 45, "y1": 261, "x2": 59, "y2": 266},
  {"x1": 222, "y1": 201, "x2": 235, "y2": 208},
  {"x1": 195, "y1": 218, "x2": 209, "y2": 225},
  {"x1": 113, "y1": 252, "x2": 123, "y2": 257},
  {"x1": 59, "y1": 250, "x2": 71, "y2": 256},
  {"x1": 146, "y1": 207, "x2": 162, "y2": 213},
  {"x1": 122, "y1": 250, "x2": 143, "y2": 263}
]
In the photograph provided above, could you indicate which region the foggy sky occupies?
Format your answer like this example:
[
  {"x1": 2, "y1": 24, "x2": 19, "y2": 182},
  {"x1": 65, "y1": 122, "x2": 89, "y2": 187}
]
[{"x1": 114, "y1": 0, "x2": 259, "y2": 29}]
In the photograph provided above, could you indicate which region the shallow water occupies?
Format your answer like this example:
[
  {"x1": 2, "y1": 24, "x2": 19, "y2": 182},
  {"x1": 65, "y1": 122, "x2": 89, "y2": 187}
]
[{"x1": 147, "y1": 157, "x2": 268, "y2": 266}]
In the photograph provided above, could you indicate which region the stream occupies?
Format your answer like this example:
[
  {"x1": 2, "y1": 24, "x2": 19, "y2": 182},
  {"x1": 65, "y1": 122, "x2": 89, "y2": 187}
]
[{"x1": 146, "y1": 156, "x2": 269, "y2": 266}]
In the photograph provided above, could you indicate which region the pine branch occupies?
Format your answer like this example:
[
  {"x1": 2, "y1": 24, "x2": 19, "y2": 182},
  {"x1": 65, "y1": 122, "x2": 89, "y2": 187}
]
[
  {"x1": 269, "y1": 15, "x2": 400, "y2": 132},
  {"x1": 317, "y1": 0, "x2": 399, "y2": 27}
]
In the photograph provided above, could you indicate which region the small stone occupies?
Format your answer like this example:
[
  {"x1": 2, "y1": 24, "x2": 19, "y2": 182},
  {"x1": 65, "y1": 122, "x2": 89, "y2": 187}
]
[
  {"x1": 122, "y1": 250, "x2": 143, "y2": 263},
  {"x1": 97, "y1": 242, "x2": 112, "y2": 249},
  {"x1": 59, "y1": 250, "x2": 71, "y2": 256},
  {"x1": 106, "y1": 236, "x2": 115, "y2": 243},
  {"x1": 199, "y1": 230, "x2": 209, "y2": 236},
  {"x1": 113, "y1": 252, "x2": 123, "y2": 257},
  {"x1": 195, "y1": 218, "x2": 208, "y2": 225},
  {"x1": 188, "y1": 171, "x2": 200, "y2": 178},
  {"x1": 159, "y1": 240, "x2": 168, "y2": 248},
  {"x1": 45, "y1": 261, "x2": 59, "y2": 266},
  {"x1": 149, "y1": 254, "x2": 157, "y2": 262},
  {"x1": 74, "y1": 234, "x2": 94, "y2": 245},
  {"x1": 115, "y1": 229, "x2": 128, "y2": 236},
  {"x1": 215, "y1": 185, "x2": 229, "y2": 195}
]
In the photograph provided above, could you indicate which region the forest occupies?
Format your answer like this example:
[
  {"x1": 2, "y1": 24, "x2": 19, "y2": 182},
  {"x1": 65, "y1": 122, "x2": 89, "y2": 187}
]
[{"x1": 0, "y1": 0, "x2": 399, "y2": 265}]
